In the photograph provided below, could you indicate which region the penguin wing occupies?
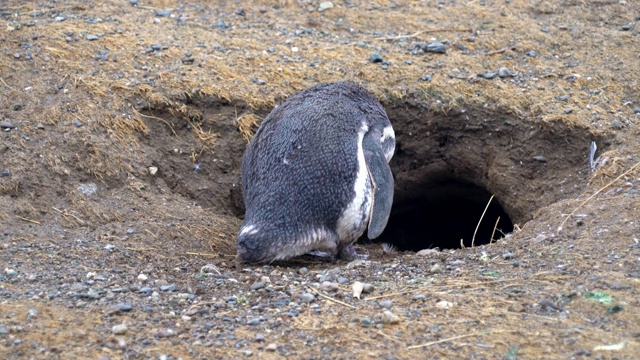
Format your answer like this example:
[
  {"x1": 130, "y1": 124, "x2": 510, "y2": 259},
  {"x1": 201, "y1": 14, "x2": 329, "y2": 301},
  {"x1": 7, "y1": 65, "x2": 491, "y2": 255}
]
[{"x1": 362, "y1": 128, "x2": 394, "y2": 239}]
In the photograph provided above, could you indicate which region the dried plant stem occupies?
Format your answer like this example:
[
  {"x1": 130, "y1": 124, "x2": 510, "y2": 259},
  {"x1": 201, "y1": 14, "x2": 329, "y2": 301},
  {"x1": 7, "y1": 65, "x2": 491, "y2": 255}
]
[{"x1": 472, "y1": 195, "x2": 494, "y2": 247}]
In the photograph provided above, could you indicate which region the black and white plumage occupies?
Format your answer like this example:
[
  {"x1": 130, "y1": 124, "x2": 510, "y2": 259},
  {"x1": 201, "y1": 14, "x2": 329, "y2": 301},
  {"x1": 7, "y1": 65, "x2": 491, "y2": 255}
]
[{"x1": 236, "y1": 82, "x2": 395, "y2": 264}]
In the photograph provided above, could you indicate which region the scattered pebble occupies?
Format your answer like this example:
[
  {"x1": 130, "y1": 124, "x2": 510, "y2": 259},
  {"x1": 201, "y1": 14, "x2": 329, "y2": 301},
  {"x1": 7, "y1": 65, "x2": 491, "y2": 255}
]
[
  {"x1": 299, "y1": 293, "x2": 315, "y2": 303},
  {"x1": 436, "y1": 300, "x2": 454, "y2": 309},
  {"x1": 502, "y1": 252, "x2": 514, "y2": 260},
  {"x1": 116, "y1": 303, "x2": 133, "y2": 312},
  {"x1": 159, "y1": 284, "x2": 177, "y2": 292},
  {"x1": 112, "y1": 324, "x2": 128, "y2": 335},
  {"x1": 564, "y1": 108, "x2": 573, "y2": 114},
  {"x1": 425, "y1": 42, "x2": 446, "y2": 53},
  {"x1": 74, "y1": 119, "x2": 84, "y2": 127},
  {"x1": 86, "y1": 35, "x2": 99, "y2": 41},
  {"x1": 13, "y1": 104, "x2": 22, "y2": 111},
  {"x1": 533, "y1": 156, "x2": 547, "y2": 162},
  {"x1": 265, "y1": 343, "x2": 277, "y2": 351},
  {"x1": 298, "y1": 267, "x2": 308, "y2": 274},
  {"x1": 482, "y1": 72, "x2": 497, "y2": 79},
  {"x1": 235, "y1": 7, "x2": 245, "y2": 16},
  {"x1": 526, "y1": 50, "x2": 537, "y2": 57},
  {"x1": 612, "y1": 121, "x2": 623, "y2": 129},
  {"x1": 420, "y1": 75, "x2": 432, "y2": 81},
  {"x1": 318, "y1": 1, "x2": 334, "y2": 12},
  {"x1": 620, "y1": 23, "x2": 633, "y2": 31},
  {"x1": 321, "y1": 281, "x2": 339, "y2": 292},
  {"x1": 381, "y1": 310, "x2": 400, "y2": 324},
  {"x1": 379, "y1": 300, "x2": 393, "y2": 309},
  {"x1": 0, "y1": 120, "x2": 15, "y2": 129},
  {"x1": 0, "y1": 170, "x2": 10, "y2": 177},
  {"x1": 148, "y1": 166, "x2": 158, "y2": 175},
  {"x1": 137, "y1": 273, "x2": 148, "y2": 281},
  {"x1": 250, "y1": 282, "x2": 265, "y2": 291},
  {"x1": 498, "y1": 67, "x2": 511, "y2": 78},
  {"x1": 155, "y1": 9, "x2": 171, "y2": 17},
  {"x1": 362, "y1": 283, "x2": 374, "y2": 294},
  {"x1": 370, "y1": 53, "x2": 383, "y2": 63}
]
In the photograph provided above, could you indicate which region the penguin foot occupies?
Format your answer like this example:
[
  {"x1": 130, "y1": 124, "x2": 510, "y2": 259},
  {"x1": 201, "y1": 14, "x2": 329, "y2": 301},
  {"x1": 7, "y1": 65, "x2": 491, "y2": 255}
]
[
  {"x1": 337, "y1": 244, "x2": 369, "y2": 261},
  {"x1": 305, "y1": 250, "x2": 334, "y2": 258}
]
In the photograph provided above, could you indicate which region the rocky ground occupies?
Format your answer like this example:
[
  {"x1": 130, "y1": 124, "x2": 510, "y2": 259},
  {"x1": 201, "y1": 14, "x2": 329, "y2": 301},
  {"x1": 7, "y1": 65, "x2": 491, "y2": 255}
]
[{"x1": 1, "y1": 0, "x2": 639, "y2": 359}]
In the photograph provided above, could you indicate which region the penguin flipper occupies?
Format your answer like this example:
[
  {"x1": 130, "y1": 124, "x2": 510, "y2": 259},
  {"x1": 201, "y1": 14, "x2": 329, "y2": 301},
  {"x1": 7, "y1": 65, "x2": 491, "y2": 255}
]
[{"x1": 363, "y1": 129, "x2": 394, "y2": 239}]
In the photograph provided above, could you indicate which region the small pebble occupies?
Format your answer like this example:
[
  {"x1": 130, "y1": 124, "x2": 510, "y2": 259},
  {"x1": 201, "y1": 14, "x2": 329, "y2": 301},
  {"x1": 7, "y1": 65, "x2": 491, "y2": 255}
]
[
  {"x1": 159, "y1": 284, "x2": 177, "y2": 292},
  {"x1": 379, "y1": 300, "x2": 393, "y2": 309},
  {"x1": 556, "y1": 95, "x2": 569, "y2": 101},
  {"x1": 37, "y1": 123, "x2": 45, "y2": 130},
  {"x1": 502, "y1": 252, "x2": 514, "y2": 260},
  {"x1": 298, "y1": 267, "x2": 308, "y2": 274},
  {"x1": 86, "y1": 35, "x2": 99, "y2": 41},
  {"x1": 564, "y1": 108, "x2": 573, "y2": 114},
  {"x1": 0, "y1": 170, "x2": 10, "y2": 177},
  {"x1": 526, "y1": 50, "x2": 537, "y2": 57},
  {"x1": 498, "y1": 67, "x2": 511, "y2": 78},
  {"x1": 112, "y1": 324, "x2": 128, "y2": 335},
  {"x1": 266, "y1": 343, "x2": 277, "y2": 351},
  {"x1": 74, "y1": 119, "x2": 83, "y2": 127},
  {"x1": 381, "y1": 310, "x2": 400, "y2": 324},
  {"x1": 318, "y1": 1, "x2": 334, "y2": 12},
  {"x1": 533, "y1": 155, "x2": 547, "y2": 162},
  {"x1": 425, "y1": 42, "x2": 446, "y2": 53},
  {"x1": 483, "y1": 72, "x2": 497, "y2": 79},
  {"x1": 137, "y1": 273, "x2": 148, "y2": 281},
  {"x1": 155, "y1": 9, "x2": 171, "y2": 17},
  {"x1": 620, "y1": 23, "x2": 633, "y2": 31},
  {"x1": 361, "y1": 318, "x2": 372, "y2": 327},
  {"x1": 255, "y1": 333, "x2": 265, "y2": 342},
  {"x1": 116, "y1": 303, "x2": 133, "y2": 312},
  {"x1": 250, "y1": 282, "x2": 265, "y2": 291},
  {"x1": 247, "y1": 318, "x2": 262, "y2": 325},
  {"x1": 130, "y1": 0, "x2": 138, "y2": 5},
  {"x1": 362, "y1": 283, "x2": 374, "y2": 294},
  {"x1": 13, "y1": 104, "x2": 22, "y2": 111},
  {"x1": 0, "y1": 120, "x2": 15, "y2": 129},
  {"x1": 420, "y1": 75, "x2": 432, "y2": 81},
  {"x1": 370, "y1": 53, "x2": 383, "y2": 63},
  {"x1": 235, "y1": 7, "x2": 245, "y2": 16},
  {"x1": 157, "y1": 328, "x2": 175, "y2": 337},
  {"x1": 321, "y1": 281, "x2": 339, "y2": 292},
  {"x1": 612, "y1": 121, "x2": 623, "y2": 129},
  {"x1": 299, "y1": 293, "x2": 315, "y2": 303}
]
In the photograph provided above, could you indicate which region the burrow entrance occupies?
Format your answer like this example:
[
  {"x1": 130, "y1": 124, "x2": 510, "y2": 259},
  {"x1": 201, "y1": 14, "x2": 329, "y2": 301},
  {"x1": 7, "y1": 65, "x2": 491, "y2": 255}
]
[
  {"x1": 374, "y1": 102, "x2": 605, "y2": 251},
  {"x1": 139, "y1": 98, "x2": 606, "y2": 253}
]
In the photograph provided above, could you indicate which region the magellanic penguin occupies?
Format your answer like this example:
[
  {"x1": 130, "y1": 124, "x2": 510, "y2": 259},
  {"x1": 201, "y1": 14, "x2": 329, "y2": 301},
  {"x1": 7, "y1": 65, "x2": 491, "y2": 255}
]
[{"x1": 237, "y1": 82, "x2": 395, "y2": 264}]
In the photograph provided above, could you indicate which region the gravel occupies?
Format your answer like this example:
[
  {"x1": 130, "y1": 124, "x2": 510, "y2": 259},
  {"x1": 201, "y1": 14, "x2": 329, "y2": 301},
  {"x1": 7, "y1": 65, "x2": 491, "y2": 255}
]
[
  {"x1": 425, "y1": 42, "x2": 446, "y2": 53},
  {"x1": 370, "y1": 53, "x2": 383, "y2": 63}
]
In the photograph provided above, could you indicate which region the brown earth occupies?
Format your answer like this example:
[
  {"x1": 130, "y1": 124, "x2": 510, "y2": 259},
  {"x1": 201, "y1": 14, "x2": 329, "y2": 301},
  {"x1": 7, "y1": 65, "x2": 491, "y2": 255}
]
[{"x1": 1, "y1": 0, "x2": 639, "y2": 359}]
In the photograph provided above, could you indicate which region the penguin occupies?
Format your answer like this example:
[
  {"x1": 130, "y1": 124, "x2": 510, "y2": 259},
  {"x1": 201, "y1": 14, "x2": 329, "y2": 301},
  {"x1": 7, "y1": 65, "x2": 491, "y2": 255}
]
[{"x1": 236, "y1": 82, "x2": 395, "y2": 264}]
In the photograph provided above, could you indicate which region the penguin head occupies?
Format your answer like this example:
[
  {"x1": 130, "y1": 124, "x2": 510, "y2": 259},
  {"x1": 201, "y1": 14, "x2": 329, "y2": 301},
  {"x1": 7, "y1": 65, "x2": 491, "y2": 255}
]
[{"x1": 236, "y1": 225, "x2": 277, "y2": 264}]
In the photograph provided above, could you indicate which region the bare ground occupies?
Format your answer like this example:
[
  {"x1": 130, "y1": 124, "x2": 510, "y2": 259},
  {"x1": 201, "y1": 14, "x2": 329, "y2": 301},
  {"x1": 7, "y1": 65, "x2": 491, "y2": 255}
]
[{"x1": 1, "y1": 0, "x2": 639, "y2": 359}]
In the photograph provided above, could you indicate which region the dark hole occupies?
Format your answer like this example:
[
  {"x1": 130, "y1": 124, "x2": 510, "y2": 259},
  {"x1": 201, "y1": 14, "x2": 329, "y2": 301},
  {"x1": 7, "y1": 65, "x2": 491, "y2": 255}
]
[{"x1": 378, "y1": 176, "x2": 514, "y2": 251}]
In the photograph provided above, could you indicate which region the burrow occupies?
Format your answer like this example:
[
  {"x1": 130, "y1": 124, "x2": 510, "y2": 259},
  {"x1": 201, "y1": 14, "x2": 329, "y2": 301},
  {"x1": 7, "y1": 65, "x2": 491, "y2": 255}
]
[{"x1": 141, "y1": 99, "x2": 606, "y2": 252}]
